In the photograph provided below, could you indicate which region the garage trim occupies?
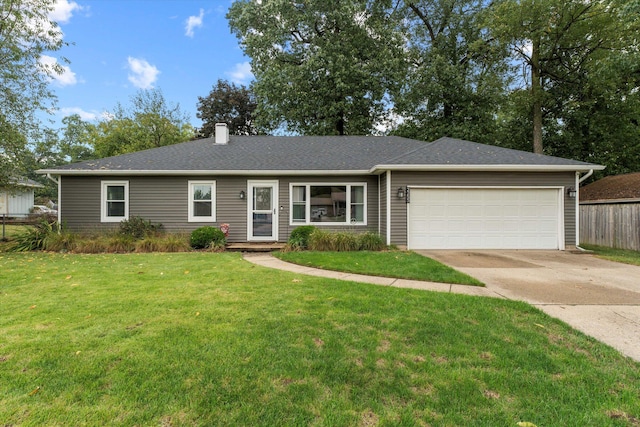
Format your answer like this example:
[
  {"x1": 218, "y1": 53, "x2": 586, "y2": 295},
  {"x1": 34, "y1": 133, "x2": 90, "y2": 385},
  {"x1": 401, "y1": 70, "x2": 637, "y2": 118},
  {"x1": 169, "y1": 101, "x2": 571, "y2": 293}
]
[{"x1": 406, "y1": 186, "x2": 565, "y2": 250}]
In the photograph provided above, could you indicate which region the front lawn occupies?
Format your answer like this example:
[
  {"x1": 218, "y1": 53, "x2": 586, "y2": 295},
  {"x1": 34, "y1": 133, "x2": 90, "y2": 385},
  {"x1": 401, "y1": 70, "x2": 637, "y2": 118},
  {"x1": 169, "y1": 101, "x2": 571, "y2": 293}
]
[
  {"x1": 275, "y1": 250, "x2": 483, "y2": 286},
  {"x1": 1, "y1": 253, "x2": 639, "y2": 426},
  {"x1": 581, "y1": 244, "x2": 640, "y2": 266}
]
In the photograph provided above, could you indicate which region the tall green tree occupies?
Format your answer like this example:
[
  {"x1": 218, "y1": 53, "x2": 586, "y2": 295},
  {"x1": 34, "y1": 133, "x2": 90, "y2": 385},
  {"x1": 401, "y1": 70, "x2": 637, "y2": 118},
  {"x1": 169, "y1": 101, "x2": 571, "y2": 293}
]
[
  {"x1": 196, "y1": 79, "x2": 259, "y2": 137},
  {"x1": 487, "y1": 0, "x2": 629, "y2": 154},
  {"x1": 91, "y1": 89, "x2": 194, "y2": 158},
  {"x1": 391, "y1": 0, "x2": 509, "y2": 144},
  {"x1": 0, "y1": 0, "x2": 67, "y2": 187},
  {"x1": 228, "y1": 0, "x2": 403, "y2": 135},
  {"x1": 58, "y1": 114, "x2": 95, "y2": 162}
]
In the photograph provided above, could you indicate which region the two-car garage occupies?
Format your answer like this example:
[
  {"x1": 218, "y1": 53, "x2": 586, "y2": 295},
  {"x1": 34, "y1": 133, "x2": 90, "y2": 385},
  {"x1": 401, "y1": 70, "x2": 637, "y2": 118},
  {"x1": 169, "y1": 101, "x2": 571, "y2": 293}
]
[{"x1": 407, "y1": 187, "x2": 564, "y2": 250}]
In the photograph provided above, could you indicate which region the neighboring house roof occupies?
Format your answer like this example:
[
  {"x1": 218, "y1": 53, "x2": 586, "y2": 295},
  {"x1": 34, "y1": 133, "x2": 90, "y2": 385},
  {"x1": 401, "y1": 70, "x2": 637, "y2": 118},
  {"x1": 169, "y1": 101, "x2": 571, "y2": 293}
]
[
  {"x1": 38, "y1": 135, "x2": 603, "y2": 176},
  {"x1": 2, "y1": 177, "x2": 44, "y2": 189},
  {"x1": 580, "y1": 172, "x2": 640, "y2": 202}
]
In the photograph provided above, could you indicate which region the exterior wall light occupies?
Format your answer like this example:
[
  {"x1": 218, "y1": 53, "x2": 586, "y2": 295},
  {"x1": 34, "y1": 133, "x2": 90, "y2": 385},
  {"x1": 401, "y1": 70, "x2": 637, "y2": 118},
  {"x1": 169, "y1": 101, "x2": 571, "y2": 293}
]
[
  {"x1": 239, "y1": 190, "x2": 246, "y2": 200},
  {"x1": 397, "y1": 187, "x2": 405, "y2": 199},
  {"x1": 567, "y1": 187, "x2": 577, "y2": 199}
]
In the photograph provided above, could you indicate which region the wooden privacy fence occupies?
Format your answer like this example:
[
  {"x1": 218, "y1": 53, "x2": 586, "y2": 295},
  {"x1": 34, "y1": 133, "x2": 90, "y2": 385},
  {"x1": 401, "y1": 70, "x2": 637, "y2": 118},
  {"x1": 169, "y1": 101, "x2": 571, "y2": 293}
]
[{"x1": 580, "y1": 201, "x2": 640, "y2": 250}]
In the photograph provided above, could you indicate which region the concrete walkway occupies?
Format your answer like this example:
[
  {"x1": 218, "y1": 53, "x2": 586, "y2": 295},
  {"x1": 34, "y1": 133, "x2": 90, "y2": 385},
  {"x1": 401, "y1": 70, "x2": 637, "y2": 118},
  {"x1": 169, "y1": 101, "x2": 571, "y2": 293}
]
[
  {"x1": 243, "y1": 252, "x2": 640, "y2": 362},
  {"x1": 242, "y1": 253, "x2": 497, "y2": 298}
]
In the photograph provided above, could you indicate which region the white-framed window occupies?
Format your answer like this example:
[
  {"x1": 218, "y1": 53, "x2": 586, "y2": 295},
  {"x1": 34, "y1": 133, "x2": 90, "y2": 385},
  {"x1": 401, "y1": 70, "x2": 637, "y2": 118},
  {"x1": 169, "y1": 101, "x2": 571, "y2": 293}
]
[
  {"x1": 188, "y1": 180, "x2": 216, "y2": 222},
  {"x1": 101, "y1": 181, "x2": 129, "y2": 223},
  {"x1": 290, "y1": 183, "x2": 367, "y2": 225}
]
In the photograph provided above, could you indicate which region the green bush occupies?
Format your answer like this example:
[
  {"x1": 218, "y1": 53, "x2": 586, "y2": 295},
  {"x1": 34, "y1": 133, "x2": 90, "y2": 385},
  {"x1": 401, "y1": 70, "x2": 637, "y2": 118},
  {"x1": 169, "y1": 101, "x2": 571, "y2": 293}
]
[
  {"x1": 9, "y1": 219, "x2": 59, "y2": 252},
  {"x1": 287, "y1": 225, "x2": 317, "y2": 250},
  {"x1": 43, "y1": 231, "x2": 76, "y2": 252},
  {"x1": 308, "y1": 229, "x2": 386, "y2": 252},
  {"x1": 119, "y1": 216, "x2": 162, "y2": 239},
  {"x1": 190, "y1": 226, "x2": 226, "y2": 250},
  {"x1": 357, "y1": 232, "x2": 386, "y2": 251}
]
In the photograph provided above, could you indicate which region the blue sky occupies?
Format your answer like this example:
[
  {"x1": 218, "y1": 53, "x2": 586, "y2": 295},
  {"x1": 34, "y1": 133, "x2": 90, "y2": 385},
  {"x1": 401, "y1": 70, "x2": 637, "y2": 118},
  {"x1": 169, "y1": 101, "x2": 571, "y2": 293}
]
[{"x1": 44, "y1": 0, "x2": 253, "y2": 129}]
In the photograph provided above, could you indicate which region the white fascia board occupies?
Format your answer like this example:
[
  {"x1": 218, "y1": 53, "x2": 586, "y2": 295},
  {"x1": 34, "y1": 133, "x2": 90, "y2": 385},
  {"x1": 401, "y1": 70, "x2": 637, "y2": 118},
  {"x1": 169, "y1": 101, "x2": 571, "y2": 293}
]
[
  {"x1": 36, "y1": 169, "x2": 372, "y2": 176},
  {"x1": 370, "y1": 164, "x2": 606, "y2": 173}
]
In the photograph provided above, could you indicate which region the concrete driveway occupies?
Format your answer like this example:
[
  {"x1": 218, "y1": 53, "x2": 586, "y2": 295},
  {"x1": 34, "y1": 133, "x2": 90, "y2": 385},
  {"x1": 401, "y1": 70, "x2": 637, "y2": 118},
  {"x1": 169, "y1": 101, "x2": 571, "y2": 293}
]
[{"x1": 417, "y1": 250, "x2": 640, "y2": 362}]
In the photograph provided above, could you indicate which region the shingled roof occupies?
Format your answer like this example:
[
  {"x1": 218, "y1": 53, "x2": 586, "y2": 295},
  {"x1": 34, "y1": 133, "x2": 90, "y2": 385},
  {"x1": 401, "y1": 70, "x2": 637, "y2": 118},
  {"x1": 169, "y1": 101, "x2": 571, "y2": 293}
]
[
  {"x1": 38, "y1": 135, "x2": 602, "y2": 176},
  {"x1": 580, "y1": 172, "x2": 640, "y2": 202}
]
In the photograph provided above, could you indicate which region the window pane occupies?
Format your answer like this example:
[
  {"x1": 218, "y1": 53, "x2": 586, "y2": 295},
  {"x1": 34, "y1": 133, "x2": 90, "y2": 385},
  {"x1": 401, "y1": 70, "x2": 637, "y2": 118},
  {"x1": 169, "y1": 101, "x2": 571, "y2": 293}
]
[
  {"x1": 350, "y1": 204, "x2": 364, "y2": 222},
  {"x1": 107, "y1": 201, "x2": 125, "y2": 217},
  {"x1": 292, "y1": 186, "x2": 306, "y2": 202},
  {"x1": 193, "y1": 201, "x2": 212, "y2": 217},
  {"x1": 107, "y1": 186, "x2": 125, "y2": 201},
  {"x1": 351, "y1": 186, "x2": 364, "y2": 203},
  {"x1": 310, "y1": 186, "x2": 346, "y2": 222},
  {"x1": 253, "y1": 213, "x2": 272, "y2": 236},
  {"x1": 292, "y1": 204, "x2": 306, "y2": 221},
  {"x1": 254, "y1": 187, "x2": 271, "y2": 211},
  {"x1": 193, "y1": 185, "x2": 211, "y2": 201}
]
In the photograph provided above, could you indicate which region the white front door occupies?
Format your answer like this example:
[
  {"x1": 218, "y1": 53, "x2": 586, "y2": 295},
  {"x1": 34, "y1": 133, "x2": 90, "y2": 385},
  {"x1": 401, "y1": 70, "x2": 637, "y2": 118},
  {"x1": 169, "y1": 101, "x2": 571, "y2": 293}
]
[{"x1": 247, "y1": 180, "x2": 279, "y2": 241}]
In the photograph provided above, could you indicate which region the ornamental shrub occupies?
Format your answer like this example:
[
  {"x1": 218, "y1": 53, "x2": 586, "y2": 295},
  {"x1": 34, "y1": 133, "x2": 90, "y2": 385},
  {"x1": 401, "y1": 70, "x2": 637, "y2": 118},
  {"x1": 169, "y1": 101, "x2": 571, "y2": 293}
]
[
  {"x1": 190, "y1": 226, "x2": 226, "y2": 250},
  {"x1": 308, "y1": 229, "x2": 386, "y2": 252},
  {"x1": 119, "y1": 216, "x2": 162, "y2": 239},
  {"x1": 287, "y1": 225, "x2": 317, "y2": 250}
]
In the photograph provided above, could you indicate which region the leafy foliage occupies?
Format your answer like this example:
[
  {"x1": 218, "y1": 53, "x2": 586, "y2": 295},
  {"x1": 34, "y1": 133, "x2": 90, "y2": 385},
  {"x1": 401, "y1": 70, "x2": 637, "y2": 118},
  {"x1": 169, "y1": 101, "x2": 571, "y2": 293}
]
[
  {"x1": 487, "y1": 0, "x2": 633, "y2": 154},
  {"x1": 0, "y1": 0, "x2": 68, "y2": 187},
  {"x1": 91, "y1": 89, "x2": 194, "y2": 158},
  {"x1": 196, "y1": 79, "x2": 259, "y2": 137},
  {"x1": 307, "y1": 229, "x2": 386, "y2": 252},
  {"x1": 9, "y1": 219, "x2": 59, "y2": 252},
  {"x1": 391, "y1": 0, "x2": 509, "y2": 145},
  {"x1": 190, "y1": 226, "x2": 226, "y2": 250},
  {"x1": 119, "y1": 216, "x2": 163, "y2": 239},
  {"x1": 228, "y1": 0, "x2": 403, "y2": 135},
  {"x1": 287, "y1": 225, "x2": 317, "y2": 250}
]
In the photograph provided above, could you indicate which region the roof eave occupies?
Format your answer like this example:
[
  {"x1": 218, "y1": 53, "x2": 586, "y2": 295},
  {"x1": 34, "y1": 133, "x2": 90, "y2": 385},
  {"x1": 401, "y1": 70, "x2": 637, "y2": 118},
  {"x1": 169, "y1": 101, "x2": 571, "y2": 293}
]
[
  {"x1": 36, "y1": 169, "x2": 372, "y2": 176},
  {"x1": 370, "y1": 164, "x2": 605, "y2": 173}
]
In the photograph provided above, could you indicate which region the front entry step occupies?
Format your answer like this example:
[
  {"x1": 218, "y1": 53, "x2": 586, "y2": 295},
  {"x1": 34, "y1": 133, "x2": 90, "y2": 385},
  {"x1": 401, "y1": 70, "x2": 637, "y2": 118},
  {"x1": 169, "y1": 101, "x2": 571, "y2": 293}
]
[{"x1": 226, "y1": 242, "x2": 286, "y2": 252}]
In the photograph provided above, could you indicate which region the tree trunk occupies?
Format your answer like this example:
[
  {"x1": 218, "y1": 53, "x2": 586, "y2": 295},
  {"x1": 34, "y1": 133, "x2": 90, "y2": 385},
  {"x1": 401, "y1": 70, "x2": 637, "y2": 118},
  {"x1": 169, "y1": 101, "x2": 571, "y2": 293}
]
[
  {"x1": 531, "y1": 36, "x2": 543, "y2": 154},
  {"x1": 336, "y1": 112, "x2": 345, "y2": 135}
]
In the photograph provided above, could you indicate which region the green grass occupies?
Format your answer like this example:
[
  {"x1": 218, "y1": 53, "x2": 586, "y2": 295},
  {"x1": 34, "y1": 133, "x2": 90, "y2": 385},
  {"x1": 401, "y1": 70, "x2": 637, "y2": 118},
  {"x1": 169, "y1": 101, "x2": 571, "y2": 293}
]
[
  {"x1": 1, "y1": 253, "x2": 639, "y2": 426},
  {"x1": 581, "y1": 244, "x2": 640, "y2": 266},
  {"x1": 275, "y1": 250, "x2": 484, "y2": 286},
  {"x1": 0, "y1": 224, "x2": 28, "y2": 239}
]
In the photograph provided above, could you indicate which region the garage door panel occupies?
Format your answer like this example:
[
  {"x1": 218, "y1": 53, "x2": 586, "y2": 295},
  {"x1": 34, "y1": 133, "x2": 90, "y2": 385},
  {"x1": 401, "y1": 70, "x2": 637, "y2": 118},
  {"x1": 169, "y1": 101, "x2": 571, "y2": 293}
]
[{"x1": 408, "y1": 188, "x2": 561, "y2": 250}]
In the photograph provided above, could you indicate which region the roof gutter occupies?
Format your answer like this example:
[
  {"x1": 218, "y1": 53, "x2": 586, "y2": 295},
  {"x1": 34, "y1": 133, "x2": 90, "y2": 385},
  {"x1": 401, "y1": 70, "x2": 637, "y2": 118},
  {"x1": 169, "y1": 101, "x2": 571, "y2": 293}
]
[
  {"x1": 36, "y1": 169, "x2": 373, "y2": 177},
  {"x1": 370, "y1": 164, "x2": 606, "y2": 173}
]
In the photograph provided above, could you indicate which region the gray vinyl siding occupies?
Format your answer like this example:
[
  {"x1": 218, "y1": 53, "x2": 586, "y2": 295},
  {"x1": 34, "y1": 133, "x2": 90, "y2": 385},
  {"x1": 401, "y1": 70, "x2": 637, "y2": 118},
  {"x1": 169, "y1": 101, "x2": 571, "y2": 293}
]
[
  {"x1": 389, "y1": 171, "x2": 576, "y2": 248},
  {"x1": 61, "y1": 176, "x2": 248, "y2": 240},
  {"x1": 60, "y1": 174, "x2": 379, "y2": 242}
]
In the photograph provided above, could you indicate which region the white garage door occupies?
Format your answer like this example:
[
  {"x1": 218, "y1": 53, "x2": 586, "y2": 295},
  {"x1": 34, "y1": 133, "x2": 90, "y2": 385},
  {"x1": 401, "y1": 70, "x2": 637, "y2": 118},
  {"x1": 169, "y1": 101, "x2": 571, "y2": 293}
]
[{"x1": 408, "y1": 188, "x2": 562, "y2": 250}]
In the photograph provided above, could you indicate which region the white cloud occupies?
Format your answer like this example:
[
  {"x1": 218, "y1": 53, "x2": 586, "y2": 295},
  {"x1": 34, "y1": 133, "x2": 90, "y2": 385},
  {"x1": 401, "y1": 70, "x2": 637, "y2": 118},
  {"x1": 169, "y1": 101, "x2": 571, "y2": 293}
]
[
  {"x1": 185, "y1": 9, "x2": 205, "y2": 37},
  {"x1": 39, "y1": 55, "x2": 78, "y2": 86},
  {"x1": 226, "y1": 62, "x2": 254, "y2": 84},
  {"x1": 127, "y1": 57, "x2": 160, "y2": 89},
  {"x1": 59, "y1": 107, "x2": 99, "y2": 121},
  {"x1": 50, "y1": 0, "x2": 83, "y2": 24}
]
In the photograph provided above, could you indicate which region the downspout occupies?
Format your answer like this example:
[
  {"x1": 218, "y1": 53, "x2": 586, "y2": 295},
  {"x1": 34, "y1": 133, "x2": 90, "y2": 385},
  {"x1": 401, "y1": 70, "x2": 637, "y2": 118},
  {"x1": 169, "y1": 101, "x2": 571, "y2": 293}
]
[
  {"x1": 46, "y1": 174, "x2": 61, "y2": 224},
  {"x1": 377, "y1": 174, "x2": 381, "y2": 236},
  {"x1": 575, "y1": 169, "x2": 594, "y2": 250},
  {"x1": 386, "y1": 170, "x2": 391, "y2": 246},
  {"x1": 578, "y1": 169, "x2": 594, "y2": 184}
]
